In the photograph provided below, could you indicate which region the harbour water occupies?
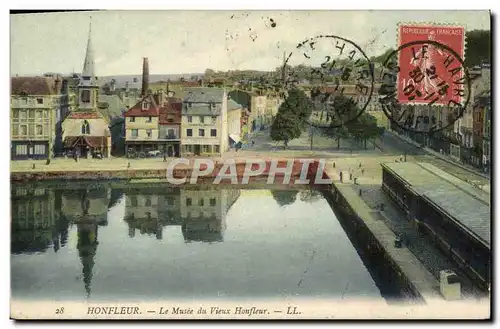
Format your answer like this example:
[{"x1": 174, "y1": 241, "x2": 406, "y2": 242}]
[{"x1": 11, "y1": 182, "x2": 402, "y2": 302}]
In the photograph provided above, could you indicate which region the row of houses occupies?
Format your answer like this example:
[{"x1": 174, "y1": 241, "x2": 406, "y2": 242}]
[
  {"x1": 10, "y1": 24, "x2": 284, "y2": 160},
  {"x1": 389, "y1": 64, "x2": 491, "y2": 171}
]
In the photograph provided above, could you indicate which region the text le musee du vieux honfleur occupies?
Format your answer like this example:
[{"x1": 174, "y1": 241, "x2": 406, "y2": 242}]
[{"x1": 86, "y1": 305, "x2": 302, "y2": 317}]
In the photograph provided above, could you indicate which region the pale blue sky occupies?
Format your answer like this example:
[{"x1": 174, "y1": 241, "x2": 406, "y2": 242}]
[{"x1": 10, "y1": 10, "x2": 490, "y2": 76}]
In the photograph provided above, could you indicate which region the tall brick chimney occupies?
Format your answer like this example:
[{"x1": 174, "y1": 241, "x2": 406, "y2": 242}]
[{"x1": 141, "y1": 57, "x2": 149, "y2": 97}]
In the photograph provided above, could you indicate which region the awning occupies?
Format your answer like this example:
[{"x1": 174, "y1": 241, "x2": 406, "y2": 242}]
[
  {"x1": 229, "y1": 134, "x2": 241, "y2": 144},
  {"x1": 64, "y1": 136, "x2": 108, "y2": 148}
]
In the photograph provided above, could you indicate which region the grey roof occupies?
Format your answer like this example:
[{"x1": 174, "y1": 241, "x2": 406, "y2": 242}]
[
  {"x1": 382, "y1": 162, "x2": 491, "y2": 248},
  {"x1": 183, "y1": 103, "x2": 221, "y2": 116},
  {"x1": 228, "y1": 99, "x2": 243, "y2": 111},
  {"x1": 98, "y1": 94, "x2": 129, "y2": 120},
  {"x1": 183, "y1": 87, "x2": 225, "y2": 103}
]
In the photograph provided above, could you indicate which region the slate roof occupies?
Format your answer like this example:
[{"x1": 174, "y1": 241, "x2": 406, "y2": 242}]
[
  {"x1": 98, "y1": 94, "x2": 130, "y2": 120},
  {"x1": 11, "y1": 76, "x2": 59, "y2": 95},
  {"x1": 182, "y1": 103, "x2": 221, "y2": 116},
  {"x1": 183, "y1": 87, "x2": 225, "y2": 103},
  {"x1": 382, "y1": 162, "x2": 491, "y2": 249},
  {"x1": 228, "y1": 99, "x2": 243, "y2": 111}
]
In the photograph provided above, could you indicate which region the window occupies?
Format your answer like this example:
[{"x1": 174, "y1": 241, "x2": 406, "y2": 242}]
[
  {"x1": 12, "y1": 110, "x2": 19, "y2": 119},
  {"x1": 199, "y1": 198, "x2": 204, "y2": 206},
  {"x1": 186, "y1": 129, "x2": 193, "y2": 137},
  {"x1": 131, "y1": 129, "x2": 138, "y2": 138},
  {"x1": 28, "y1": 124, "x2": 35, "y2": 135},
  {"x1": 34, "y1": 144, "x2": 46, "y2": 155},
  {"x1": 167, "y1": 129, "x2": 175, "y2": 138},
  {"x1": 129, "y1": 117, "x2": 135, "y2": 122},
  {"x1": 81, "y1": 90, "x2": 91, "y2": 103},
  {"x1": 36, "y1": 125, "x2": 43, "y2": 135},
  {"x1": 186, "y1": 198, "x2": 192, "y2": 206},
  {"x1": 130, "y1": 196, "x2": 138, "y2": 207},
  {"x1": 12, "y1": 125, "x2": 18, "y2": 136},
  {"x1": 199, "y1": 129, "x2": 205, "y2": 137},
  {"x1": 36, "y1": 98, "x2": 43, "y2": 104},
  {"x1": 211, "y1": 116, "x2": 217, "y2": 124},
  {"x1": 214, "y1": 145, "x2": 220, "y2": 153},
  {"x1": 81, "y1": 120, "x2": 90, "y2": 135},
  {"x1": 203, "y1": 145, "x2": 210, "y2": 153},
  {"x1": 185, "y1": 145, "x2": 193, "y2": 153},
  {"x1": 167, "y1": 198, "x2": 174, "y2": 206},
  {"x1": 145, "y1": 197, "x2": 152, "y2": 207},
  {"x1": 211, "y1": 129, "x2": 217, "y2": 137},
  {"x1": 167, "y1": 114, "x2": 174, "y2": 122},
  {"x1": 21, "y1": 97, "x2": 28, "y2": 105},
  {"x1": 29, "y1": 110, "x2": 35, "y2": 119},
  {"x1": 147, "y1": 116, "x2": 152, "y2": 123},
  {"x1": 142, "y1": 102, "x2": 148, "y2": 110},
  {"x1": 36, "y1": 110, "x2": 43, "y2": 121},
  {"x1": 210, "y1": 198, "x2": 216, "y2": 206},
  {"x1": 146, "y1": 129, "x2": 152, "y2": 138},
  {"x1": 20, "y1": 125, "x2": 27, "y2": 136},
  {"x1": 188, "y1": 116, "x2": 193, "y2": 123},
  {"x1": 19, "y1": 110, "x2": 26, "y2": 120},
  {"x1": 16, "y1": 145, "x2": 27, "y2": 155}
]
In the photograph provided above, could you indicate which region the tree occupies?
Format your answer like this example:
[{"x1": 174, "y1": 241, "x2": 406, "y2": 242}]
[
  {"x1": 345, "y1": 112, "x2": 383, "y2": 149},
  {"x1": 270, "y1": 87, "x2": 313, "y2": 148},
  {"x1": 465, "y1": 30, "x2": 490, "y2": 67},
  {"x1": 272, "y1": 190, "x2": 299, "y2": 207},
  {"x1": 324, "y1": 123, "x2": 350, "y2": 149},
  {"x1": 280, "y1": 87, "x2": 314, "y2": 129},
  {"x1": 270, "y1": 111, "x2": 301, "y2": 149}
]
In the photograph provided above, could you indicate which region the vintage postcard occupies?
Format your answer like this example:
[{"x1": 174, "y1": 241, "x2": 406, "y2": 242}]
[{"x1": 9, "y1": 9, "x2": 491, "y2": 320}]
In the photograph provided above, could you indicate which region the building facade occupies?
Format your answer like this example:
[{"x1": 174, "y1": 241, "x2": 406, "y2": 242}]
[
  {"x1": 181, "y1": 88, "x2": 229, "y2": 156},
  {"x1": 123, "y1": 93, "x2": 160, "y2": 156},
  {"x1": 11, "y1": 77, "x2": 61, "y2": 160},
  {"x1": 158, "y1": 95, "x2": 182, "y2": 157},
  {"x1": 61, "y1": 23, "x2": 111, "y2": 158}
]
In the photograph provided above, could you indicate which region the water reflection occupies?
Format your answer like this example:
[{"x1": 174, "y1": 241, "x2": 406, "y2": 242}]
[{"x1": 11, "y1": 183, "x2": 387, "y2": 301}]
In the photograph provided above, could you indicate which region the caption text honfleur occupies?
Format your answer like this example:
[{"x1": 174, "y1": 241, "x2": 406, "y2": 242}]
[{"x1": 86, "y1": 305, "x2": 301, "y2": 316}]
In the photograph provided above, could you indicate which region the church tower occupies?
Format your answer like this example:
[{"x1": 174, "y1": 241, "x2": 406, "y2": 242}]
[{"x1": 78, "y1": 20, "x2": 99, "y2": 110}]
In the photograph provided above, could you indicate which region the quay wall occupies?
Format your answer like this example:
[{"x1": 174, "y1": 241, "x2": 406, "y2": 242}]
[
  {"x1": 10, "y1": 159, "x2": 329, "y2": 183},
  {"x1": 322, "y1": 180, "x2": 442, "y2": 303}
]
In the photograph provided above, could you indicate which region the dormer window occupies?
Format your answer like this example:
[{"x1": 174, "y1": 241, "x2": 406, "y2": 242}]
[
  {"x1": 142, "y1": 101, "x2": 148, "y2": 110},
  {"x1": 36, "y1": 98, "x2": 43, "y2": 104},
  {"x1": 81, "y1": 120, "x2": 90, "y2": 135}
]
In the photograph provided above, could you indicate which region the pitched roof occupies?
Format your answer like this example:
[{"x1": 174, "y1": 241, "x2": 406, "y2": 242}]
[
  {"x1": 98, "y1": 94, "x2": 129, "y2": 120},
  {"x1": 182, "y1": 103, "x2": 221, "y2": 116},
  {"x1": 159, "y1": 102, "x2": 182, "y2": 125},
  {"x1": 183, "y1": 87, "x2": 225, "y2": 103},
  {"x1": 228, "y1": 99, "x2": 243, "y2": 111},
  {"x1": 123, "y1": 94, "x2": 160, "y2": 117},
  {"x1": 11, "y1": 76, "x2": 59, "y2": 96}
]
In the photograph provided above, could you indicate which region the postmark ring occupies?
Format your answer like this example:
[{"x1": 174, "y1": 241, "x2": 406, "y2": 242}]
[
  {"x1": 379, "y1": 39, "x2": 471, "y2": 134},
  {"x1": 282, "y1": 34, "x2": 375, "y2": 129}
]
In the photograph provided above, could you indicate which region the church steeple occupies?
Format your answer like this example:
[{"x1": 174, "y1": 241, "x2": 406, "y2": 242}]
[
  {"x1": 78, "y1": 17, "x2": 99, "y2": 109},
  {"x1": 81, "y1": 18, "x2": 96, "y2": 85}
]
